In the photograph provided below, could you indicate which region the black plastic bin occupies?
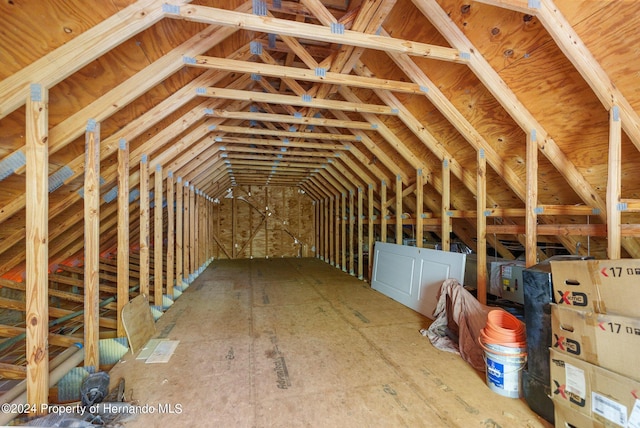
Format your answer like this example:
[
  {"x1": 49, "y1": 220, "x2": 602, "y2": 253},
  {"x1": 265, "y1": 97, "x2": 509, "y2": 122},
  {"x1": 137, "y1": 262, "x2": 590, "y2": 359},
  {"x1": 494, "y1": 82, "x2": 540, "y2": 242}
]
[{"x1": 522, "y1": 263, "x2": 554, "y2": 424}]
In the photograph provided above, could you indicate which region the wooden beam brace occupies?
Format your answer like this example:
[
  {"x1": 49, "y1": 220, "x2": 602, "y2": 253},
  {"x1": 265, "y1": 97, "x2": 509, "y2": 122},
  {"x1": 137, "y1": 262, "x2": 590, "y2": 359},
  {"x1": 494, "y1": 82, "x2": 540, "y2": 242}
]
[
  {"x1": 154, "y1": 164, "x2": 164, "y2": 306},
  {"x1": 84, "y1": 119, "x2": 101, "y2": 371},
  {"x1": 341, "y1": 191, "x2": 347, "y2": 271},
  {"x1": 177, "y1": 5, "x2": 467, "y2": 62},
  {"x1": 368, "y1": 183, "x2": 374, "y2": 277},
  {"x1": 526, "y1": 130, "x2": 538, "y2": 267},
  {"x1": 453, "y1": 205, "x2": 600, "y2": 218},
  {"x1": 0, "y1": 296, "x2": 117, "y2": 330},
  {"x1": 486, "y1": 223, "x2": 608, "y2": 237},
  {"x1": 0, "y1": 363, "x2": 27, "y2": 380},
  {"x1": 200, "y1": 87, "x2": 398, "y2": 115},
  {"x1": 607, "y1": 106, "x2": 622, "y2": 258},
  {"x1": 166, "y1": 172, "x2": 175, "y2": 298},
  {"x1": 139, "y1": 155, "x2": 151, "y2": 296},
  {"x1": 211, "y1": 124, "x2": 359, "y2": 142},
  {"x1": 357, "y1": 186, "x2": 364, "y2": 279},
  {"x1": 193, "y1": 55, "x2": 425, "y2": 95},
  {"x1": 25, "y1": 83, "x2": 49, "y2": 412},
  {"x1": 189, "y1": 184, "x2": 196, "y2": 274},
  {"x1": 1, "y1": 276, "x2": 119, "y2": 310},
  {"x1": 395, "y1": 175, "x2": 403, "y2": 245},
  {"x1": 223, "y1": 153, "x2": 330, "y2": 164},
  {"x1": 207, "y1": 109, "x2": 377, "y2": 130},
  {"x1": 473, "y1": 0, "x2": 531, "y2": 13},
  {"x1": 223, "y1": 146, "x2": 338, "y2": 158},
  {"x1": 0, "y1": 325, "x2": 83, "y2": 348},
  {"x1": 329, "y1": 196, "x2": 335, "y2": 265},
  {"x1": 175, "y1": 177, "x2": 184, "y2": 287},
  {"x1": 441, "y1": 160, "x2": 451, "y2": 251},
  {"x1": 349, "y1": 190, "x2": 355, "y2": 275},
  {"x1": 477, "y1": 149, "x2": 487, "y2": 305},
  {"x1": 117, "y1": 139, "x2": 130, "y2": 337},
  {"x1": 416, "y1": 169, "x2": 424, "y2": 248},
  {"x1": 381, "y1": 180, "x2": 387, "y2": 243},
  {"x1": 215, "y1": 136, "x2": 348, "y2": 151}
]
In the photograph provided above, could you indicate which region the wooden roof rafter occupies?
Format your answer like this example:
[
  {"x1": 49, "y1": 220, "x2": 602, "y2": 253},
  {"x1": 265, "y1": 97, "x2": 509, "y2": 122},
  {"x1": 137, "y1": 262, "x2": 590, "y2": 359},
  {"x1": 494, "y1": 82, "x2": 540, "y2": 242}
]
[
  {"x1": 211, "y1": 30, "x2": 399, "y2": 192},
  {"x1": 294, "y1": 0, "x2": 399, "y2": 116},
  {"x1": 0, "y1": 59, "x2": 252, "y2": 227},
  {"x1": 295, "y1": 0, "x2": 429, "y2": 213},
  {"x1": 0, "y1": 91, "x2": 240, "y2": 274},
  {"x1": 411, "y1": 0, "x2": 640, "y2": 258},
  {"x1": 0, "y1": 0, "x2": 199, "y2": 120},
  {"x1": 475, "y1": 0, "x2": 640, "y2": 153}
]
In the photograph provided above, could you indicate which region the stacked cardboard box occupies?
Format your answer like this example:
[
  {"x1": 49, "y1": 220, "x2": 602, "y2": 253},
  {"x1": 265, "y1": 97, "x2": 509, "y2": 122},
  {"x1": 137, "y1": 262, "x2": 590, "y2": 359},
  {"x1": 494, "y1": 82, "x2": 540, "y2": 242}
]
[{"x1": 549, "y1": 260, "x2": 640, "y2": 428}]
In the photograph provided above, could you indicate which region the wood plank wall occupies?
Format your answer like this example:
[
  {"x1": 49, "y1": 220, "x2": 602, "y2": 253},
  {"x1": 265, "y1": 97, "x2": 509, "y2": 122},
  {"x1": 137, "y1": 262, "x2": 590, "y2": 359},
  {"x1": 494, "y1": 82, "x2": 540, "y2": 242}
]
[{"x1": 214, "y1": 185, "x2": 315, "y2": 260}]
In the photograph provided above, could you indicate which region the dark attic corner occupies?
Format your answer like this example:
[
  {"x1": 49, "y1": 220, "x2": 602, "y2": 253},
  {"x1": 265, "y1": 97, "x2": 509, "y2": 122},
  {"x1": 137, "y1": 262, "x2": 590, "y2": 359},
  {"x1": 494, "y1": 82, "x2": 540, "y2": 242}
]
[{"x1": 0, "y1": 0, "x2": 639, "y2": 426}]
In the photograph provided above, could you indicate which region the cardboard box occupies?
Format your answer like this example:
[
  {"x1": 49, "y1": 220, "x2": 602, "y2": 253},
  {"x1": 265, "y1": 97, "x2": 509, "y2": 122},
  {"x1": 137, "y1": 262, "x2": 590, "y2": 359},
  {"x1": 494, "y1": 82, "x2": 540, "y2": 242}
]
[
  {"x1": 551, "y1": 304, "x2": 640, "y2": 382},
  {"x1": 554, "y1": 404, "x2": 604, "y2": 428},
  {"x1": 550, "y1": 259, "x2": 640, "y2": 317},
  {"x1": 550, "y1": 349, "x2": 640, "y2": 426}
]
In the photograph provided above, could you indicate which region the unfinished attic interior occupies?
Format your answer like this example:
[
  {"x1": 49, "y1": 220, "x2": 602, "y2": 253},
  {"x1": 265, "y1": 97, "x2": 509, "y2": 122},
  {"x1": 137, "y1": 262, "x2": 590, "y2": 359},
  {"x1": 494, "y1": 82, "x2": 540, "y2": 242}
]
[{"x1": 1, "y1": 0, "x2": 640, "y2": 425}]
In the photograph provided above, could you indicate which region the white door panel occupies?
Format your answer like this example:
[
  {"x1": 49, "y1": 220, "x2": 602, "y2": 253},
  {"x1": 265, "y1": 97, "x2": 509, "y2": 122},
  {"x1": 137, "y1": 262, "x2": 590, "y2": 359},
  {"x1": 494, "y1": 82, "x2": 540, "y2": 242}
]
[{"x1": 372, "y1": 242, "x2": 466, "y2": 319}]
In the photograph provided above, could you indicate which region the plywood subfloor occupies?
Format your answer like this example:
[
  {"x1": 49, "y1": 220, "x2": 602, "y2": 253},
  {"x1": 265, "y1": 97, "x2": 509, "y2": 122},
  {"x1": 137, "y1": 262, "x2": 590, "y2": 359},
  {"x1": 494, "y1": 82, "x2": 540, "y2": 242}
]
[{"x1": 108, "y1": 258, "x2": 552, "y2": 427}]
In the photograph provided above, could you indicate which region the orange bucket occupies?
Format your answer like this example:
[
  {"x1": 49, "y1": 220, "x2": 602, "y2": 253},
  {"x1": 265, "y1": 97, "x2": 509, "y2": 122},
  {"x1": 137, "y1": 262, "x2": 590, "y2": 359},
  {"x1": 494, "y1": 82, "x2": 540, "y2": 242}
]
[{"x1": 479, "y1": 310, "x2": 527, "y2": 398}]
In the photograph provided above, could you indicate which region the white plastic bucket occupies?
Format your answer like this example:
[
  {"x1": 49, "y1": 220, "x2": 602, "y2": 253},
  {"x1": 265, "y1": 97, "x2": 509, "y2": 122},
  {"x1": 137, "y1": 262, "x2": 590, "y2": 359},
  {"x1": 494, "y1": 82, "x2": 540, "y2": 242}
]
[{"x1": 483, "y1": 343, "x2": 527, "y2": 399}]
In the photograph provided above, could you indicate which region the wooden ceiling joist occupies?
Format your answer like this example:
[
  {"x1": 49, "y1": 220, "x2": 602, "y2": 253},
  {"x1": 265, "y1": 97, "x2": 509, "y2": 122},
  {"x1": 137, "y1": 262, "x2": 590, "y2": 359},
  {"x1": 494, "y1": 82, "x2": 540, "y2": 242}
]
[
  {"x1": 222, "y1": 153, "x2": 328, "y2": 164},
  {"x1": 206, "y1": 109, "x2": 376, "y2": 130},
  {"x1": 174, "y1": 5, "x2": 468, "y2": 62},
  {"x1": 190, "y1": 55, "x2": 426, "y2": 95},
  {"x1": 225, "y1": 159, "x2": 325, "y2": 169},
  {"x1": 199, "y1": 87, "x2": 399, "y2": 116},
  {"x1": 221, "y1": 146, "x2": 337, "y2": 158},
  {"x1": 214, "y1": 136, "x2": 348, "y2": 151},
  {"x1": 210, "y1": 124, "x2": 359, "y2": 142}
]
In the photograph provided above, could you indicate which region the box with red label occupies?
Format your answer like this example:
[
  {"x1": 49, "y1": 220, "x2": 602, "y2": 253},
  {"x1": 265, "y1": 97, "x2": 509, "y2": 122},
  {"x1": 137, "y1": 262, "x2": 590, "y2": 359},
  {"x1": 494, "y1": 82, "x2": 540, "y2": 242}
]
[
  {"x1": 551, "y1": 304, "x2": 640, "y2": 382},
  {"x1": 550, "y1": 349, "x2": 640, "y2": 426},
  {"x1": 550, "y1": 259, "x2": 640, "y2": 317}
]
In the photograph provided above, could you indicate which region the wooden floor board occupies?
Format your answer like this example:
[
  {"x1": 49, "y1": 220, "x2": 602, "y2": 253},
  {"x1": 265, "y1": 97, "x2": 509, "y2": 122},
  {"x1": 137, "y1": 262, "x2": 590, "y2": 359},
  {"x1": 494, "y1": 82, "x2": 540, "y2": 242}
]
[{"x1": 108, "y1": 258, "x2": 552, "y2": 427}]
